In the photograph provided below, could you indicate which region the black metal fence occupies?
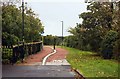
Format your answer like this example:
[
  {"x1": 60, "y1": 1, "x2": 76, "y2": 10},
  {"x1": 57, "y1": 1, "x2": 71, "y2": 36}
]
[{"x1": 2, "y1": 42, "x2": 43, "y2": 64}]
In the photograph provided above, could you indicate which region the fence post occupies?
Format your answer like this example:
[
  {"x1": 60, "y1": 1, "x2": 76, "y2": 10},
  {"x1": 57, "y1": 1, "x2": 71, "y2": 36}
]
[{"x1": 2, "y1": 42, "x2": 43, "y2": 64}]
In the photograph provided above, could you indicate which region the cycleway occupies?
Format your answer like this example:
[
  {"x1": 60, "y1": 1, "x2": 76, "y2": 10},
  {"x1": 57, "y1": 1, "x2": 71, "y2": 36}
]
[{"x1": 2, "y1": 46, "x2": 83, "y2": 79}]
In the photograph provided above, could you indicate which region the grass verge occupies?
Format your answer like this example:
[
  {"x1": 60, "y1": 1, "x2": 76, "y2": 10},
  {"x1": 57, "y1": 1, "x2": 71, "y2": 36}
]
[{"x1": 61, "y1": 46, "x2": 119, "y2": 78}]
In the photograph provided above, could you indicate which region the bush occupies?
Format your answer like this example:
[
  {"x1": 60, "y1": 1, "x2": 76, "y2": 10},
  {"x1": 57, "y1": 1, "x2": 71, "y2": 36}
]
[
  {"x1": 113, "y1": 38, "x2": 120, "y2": 59},
  {"x1": 63, "y1": 36, "x2": 77, "y2": 48},
  {"x1": 101, "y1": 30, "x2": 118, "y2": 59},
  {"x1": 2, "y1": 32, "x2": 19, "y2": 46}
]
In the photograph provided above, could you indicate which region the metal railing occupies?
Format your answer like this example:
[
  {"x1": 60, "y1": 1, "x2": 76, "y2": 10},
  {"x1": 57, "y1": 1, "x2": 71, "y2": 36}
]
[{"x1": 2, "y1": 42, "x2": 43, "y2": 64}]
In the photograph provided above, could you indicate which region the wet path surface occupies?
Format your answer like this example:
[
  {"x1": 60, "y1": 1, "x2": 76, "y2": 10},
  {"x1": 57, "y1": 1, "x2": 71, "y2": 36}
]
[
  {"x1": 16, "y1": 46, "x2": 53, "y2": 65},
  {"x1": 2, "y1": 46, "x2": 77, "y2": 79},
  {"x1": 2, "y1": 65, "x2": 75, "y2": 79},
  {"x1": 46, "y1": 47, "x2": 68, "y2": 62}
]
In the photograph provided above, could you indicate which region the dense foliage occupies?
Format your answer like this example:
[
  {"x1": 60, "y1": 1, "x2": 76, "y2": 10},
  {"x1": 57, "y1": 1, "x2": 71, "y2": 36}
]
[
  {"x1": 2, "y1": 4, "x2": 44, "y2": 46},
  {"x1": 64, "y1": 2, "x2": 120, "y2": 59},
  {"x1": 43, "y1": 35, "x2": 63, "y2": 46}
]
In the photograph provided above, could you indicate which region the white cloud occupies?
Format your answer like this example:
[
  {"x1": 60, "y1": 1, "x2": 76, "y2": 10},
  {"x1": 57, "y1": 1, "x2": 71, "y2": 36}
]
[{"x1": 26, "y1": 2, "x2": 88, "y2": 36}]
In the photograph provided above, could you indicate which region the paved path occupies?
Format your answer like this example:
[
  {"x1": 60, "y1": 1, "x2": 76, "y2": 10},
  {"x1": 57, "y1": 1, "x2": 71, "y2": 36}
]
[
  {"x1": 2, "y1": 46, "x2": 77, "y2": 78},
  {"x1": 46, "y1": 47, "x2": 70, "y2": 65},
  {"x1": 16, "y1": 46, "x2": 70, "y2": 66},
  {"x1": 42, "y1": 49, "x2": 57, "y2": 65},
  {"x1": 47, "y1": 47, "x2": 68, "y2": 62},
  {"x1": 16, "y1": 46, "x2": 53, "y2": 65},
  {"x1": 2, "y1": 65, "x2": 75, "y2": 79}
]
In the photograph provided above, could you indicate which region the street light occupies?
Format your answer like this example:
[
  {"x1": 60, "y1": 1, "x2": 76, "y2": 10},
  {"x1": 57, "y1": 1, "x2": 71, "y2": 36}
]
[
  {"x1": 21, "y1": 0, "x2": 24, "y2": 62},
  {"x1": 53, "y1": 36, "x2": 56, "y2": 50},
  {"x1": 22, "y1": 0, "x2": 24, "y2": 44},
  {"x1": 61, "y1": 21, "x2": 64, "y2": 46},
  {"x1": 41, "y1": 32, "x2": 44, "y2": 50}
]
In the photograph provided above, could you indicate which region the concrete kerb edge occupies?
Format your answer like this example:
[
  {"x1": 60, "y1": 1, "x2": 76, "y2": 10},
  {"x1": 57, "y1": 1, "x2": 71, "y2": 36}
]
[{"x1": 42, "y1": 47, "x2": 57, "y2": 65}]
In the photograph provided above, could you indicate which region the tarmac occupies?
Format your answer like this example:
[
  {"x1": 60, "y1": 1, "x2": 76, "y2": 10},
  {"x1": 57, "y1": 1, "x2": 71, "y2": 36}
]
[
  {"x1": 2, "y1": 65, "x2": 75, "y2": 79},
  {"x1": 2, "y1": 47, "x2": 76, "y2": 79}
]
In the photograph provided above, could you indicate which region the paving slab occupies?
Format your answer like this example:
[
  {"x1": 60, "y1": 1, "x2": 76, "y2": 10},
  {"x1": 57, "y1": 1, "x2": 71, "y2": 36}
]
[
  {"x1": 46, "y1": 59, "x2": 70, "y2": 65},
  {"x1": 2, "y1": 65, "x2": 75, "y2": 79}
]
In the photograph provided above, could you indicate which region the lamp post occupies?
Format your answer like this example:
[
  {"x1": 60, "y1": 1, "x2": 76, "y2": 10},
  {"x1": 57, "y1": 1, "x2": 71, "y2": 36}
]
[
  {"x1": 21, "y1": 0, "x2": 24, "y2": 62},
  {"x1": 41, "y1": 32, "x2": 44, "y2": 50},
  {"x1": 61, "y1": 21, "x2": 64, "y2": 46},
  {"x1": 22, "y1": 0, "x2": 24, "y2": 45},
  {"x1": 53, "y1": 36, "x2": 56, "y2": 50}
]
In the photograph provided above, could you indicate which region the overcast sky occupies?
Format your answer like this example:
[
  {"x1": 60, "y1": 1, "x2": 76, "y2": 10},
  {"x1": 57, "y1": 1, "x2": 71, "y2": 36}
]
[{"x1": 26, "y1": 0, "x2": 88, "y2": 36}]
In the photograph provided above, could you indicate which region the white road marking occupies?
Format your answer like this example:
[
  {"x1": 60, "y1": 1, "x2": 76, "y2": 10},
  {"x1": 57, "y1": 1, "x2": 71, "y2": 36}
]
[{"x1": 42, "y1": 48, "x2": 57, "y2": 65}]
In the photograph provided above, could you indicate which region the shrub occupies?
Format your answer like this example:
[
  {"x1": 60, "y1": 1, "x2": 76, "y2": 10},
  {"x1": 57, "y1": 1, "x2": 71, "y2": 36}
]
[
  {"x1": 101, "y1": 30, "x2": 118, "y2": 59},
  {"x1": 2, "y1": 32, "x2": 19, "y2": 46}
]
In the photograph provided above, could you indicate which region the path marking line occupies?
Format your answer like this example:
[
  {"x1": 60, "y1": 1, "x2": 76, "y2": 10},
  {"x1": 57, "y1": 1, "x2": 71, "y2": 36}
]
[{"x1": 42, "y1": 48, "x2": 56, "y2": 65}]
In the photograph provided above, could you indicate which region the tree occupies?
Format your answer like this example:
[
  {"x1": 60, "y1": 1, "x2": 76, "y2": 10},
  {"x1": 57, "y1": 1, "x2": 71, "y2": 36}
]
[
  {"x1": 101, "y1": 30, "x2": 118, "y2": 59},
  {"x1": 2, "y1": 4, "x2": 44, "y2": 46},
  {"x1": 44, "y1": 35, "x2": 54, "y2": 45},
  {"x1": 112, "y1": 2, "x2": 120, "y2": 59},
  {"x1": 66, "y1": 2, "x2": 120, "y2": 59}
]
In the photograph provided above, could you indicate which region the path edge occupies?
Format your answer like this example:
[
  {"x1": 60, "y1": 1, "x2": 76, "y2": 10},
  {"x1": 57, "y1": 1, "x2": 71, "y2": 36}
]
[{"x1": 42, "y1": 48, "x2": 56, "y2": 65}]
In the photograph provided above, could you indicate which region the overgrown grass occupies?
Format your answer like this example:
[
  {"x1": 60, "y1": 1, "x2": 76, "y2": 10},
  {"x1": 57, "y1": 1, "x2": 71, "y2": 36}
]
[{"x1": 61, "y1": 46, "x2": 119, "y2": 78}]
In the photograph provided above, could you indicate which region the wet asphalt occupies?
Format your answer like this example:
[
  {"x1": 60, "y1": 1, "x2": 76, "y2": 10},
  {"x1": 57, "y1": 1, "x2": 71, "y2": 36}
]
[{"x1": 2, "y1": 65, "x2": 75, "y2": 79}]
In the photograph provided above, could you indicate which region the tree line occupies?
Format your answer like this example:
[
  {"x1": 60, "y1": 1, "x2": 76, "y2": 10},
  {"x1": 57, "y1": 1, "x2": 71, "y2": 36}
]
[
  {"x1": 43, "y1": 35, "x2": 63, "y2": 46},
  {"x1": 2, "y1": 3, "x2": 44, "y2": 46},
  {"x1": 64, "y1": 2, "x2": 120, "y2": 59}
]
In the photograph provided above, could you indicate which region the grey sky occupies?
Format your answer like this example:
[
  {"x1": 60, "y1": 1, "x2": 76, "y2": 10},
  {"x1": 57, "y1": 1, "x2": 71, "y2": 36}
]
[{"x1": 26, "y1": 1, "x2": 88, "y2": 36}]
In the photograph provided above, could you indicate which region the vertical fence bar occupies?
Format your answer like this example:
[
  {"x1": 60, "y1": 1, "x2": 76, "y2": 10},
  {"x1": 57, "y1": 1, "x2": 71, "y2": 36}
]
[{"x1": 2, "y1": 42, "x2": 42, "y2": 64}]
